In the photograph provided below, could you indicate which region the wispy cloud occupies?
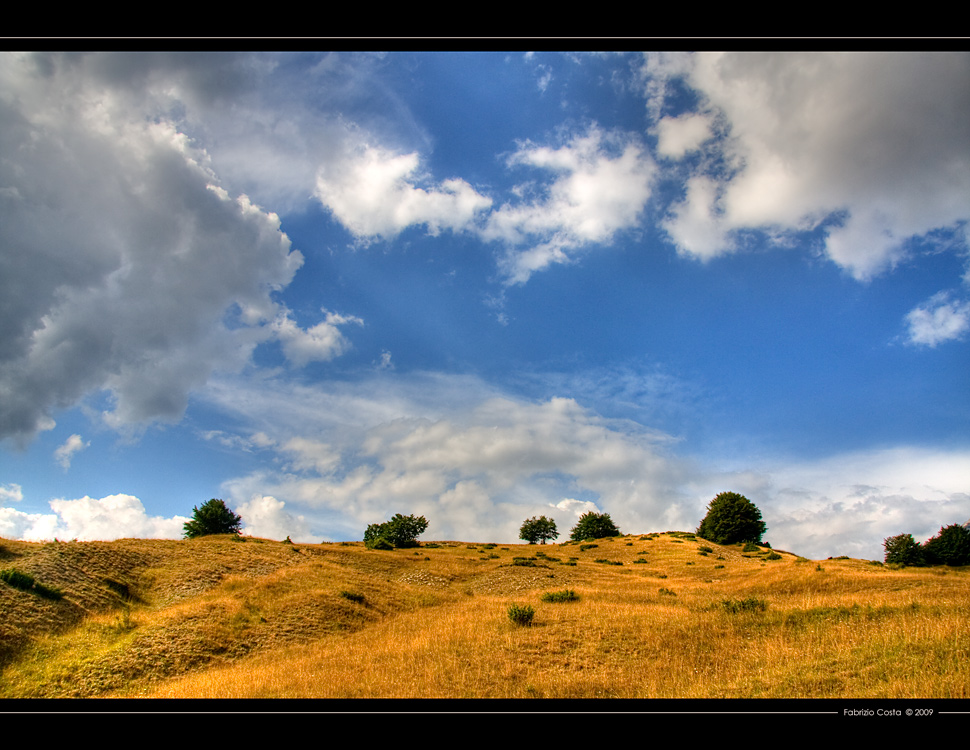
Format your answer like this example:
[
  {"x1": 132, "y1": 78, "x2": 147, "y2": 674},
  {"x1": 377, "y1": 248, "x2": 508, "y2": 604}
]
[
  {"x1": 54, "y1": 434, "x2": 89, "y2": 470},
  {"x1": 0, "y1": 483, "x2": 24, "y2": 504}
]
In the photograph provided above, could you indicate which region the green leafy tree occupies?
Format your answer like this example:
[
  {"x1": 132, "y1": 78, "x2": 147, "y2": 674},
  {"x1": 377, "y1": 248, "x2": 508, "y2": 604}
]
[
  {"x1": 183, "y1": 498, "x2": 243, "y2": 539},
  {"x1": 569, "y1": 511, "x2": 620, "y2": 541},
  {"x1": 883, "y1": 533, "x2": 924, "y2": 566},
  {"x1": 921, "y1": 524, "x2": 970, "y2": 566},
  {"x1": 519, "y1": 515, "x2": 559, "y2": 545},
  {"x1": 696, "y1": 491, "x2": 766, "y2": 545},
  {"x1": 364, "y1": 513, "x2": 429, "y2": 549}
]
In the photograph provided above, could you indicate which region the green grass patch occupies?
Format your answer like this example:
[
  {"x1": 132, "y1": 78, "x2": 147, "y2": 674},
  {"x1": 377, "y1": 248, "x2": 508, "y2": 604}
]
[{"x1": 540, "y1": 589, "x2": 579, "y2": 603}]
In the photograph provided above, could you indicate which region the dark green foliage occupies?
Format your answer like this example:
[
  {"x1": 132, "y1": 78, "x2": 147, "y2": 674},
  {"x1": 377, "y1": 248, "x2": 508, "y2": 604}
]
[
  {"x1": 1, "y1": 568, "x2": 63, "y2": 600},
  {"x1": 921, "y1": 524, "x2": 970, "y2": 566},
  {"x1": 721, "y1": 597, "x2": 768, "y2": 613},
  {"x1": 364, "y1": 513, "x2": 429, "y2": 549},
  {"x1": 33, "y1": 582, "x2": 63, "y2": 600},
  {"x1": 883, "y1": 533, "x2": 925, "y2": 566},
  {"x1": 540, "y1": 589, "x2": 579, "y2": 603},
  {"x1": 696, "y1": 492, "x2": 767, "y2": 545},
  {"x1": 569, "y1": 512, "x2": 620, "y2": 541},
  {"x1": 183, "y1": 498, "x2": 243, "y2": 539},
  {"x1": 519, "y1": 515, "x2": 559, "y2": 545},
  {"x1": 1, "y1": 568, "x2": 36, "y2": 591},
  {"x1": 340, "y1": 590, "x2": 366, "y2": 604},
  {"x1": 507, "y1": 603, "x2": 535, "y2": 626}
]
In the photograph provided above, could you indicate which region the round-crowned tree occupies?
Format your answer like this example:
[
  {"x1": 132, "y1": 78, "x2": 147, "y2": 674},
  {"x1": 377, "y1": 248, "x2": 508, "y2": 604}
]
[
  {"x1": 519, "y1": 515, "x2": 559, "y2": 545},
  {"x1": 921, "y1": 524, "x2": 970, "y2": 566},
  {"x1": 183, "y1": 498, "x2": 243, "y2": 539},
  {"x1": 696, "y1": 492, "x2": 766, "y2": 546},
  {"x1": 569, "y1": 511, "x2": 620, "y2": 541},
  {"x1": 364, "y1": 513, "x2": 429, "y2": 549},
  {"x1": 883, "y1": 533, "x2": 924, "y2": 566}
]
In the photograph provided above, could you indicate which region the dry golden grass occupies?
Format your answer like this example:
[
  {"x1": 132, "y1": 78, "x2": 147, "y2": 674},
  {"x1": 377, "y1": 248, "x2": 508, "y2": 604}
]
[{"x1": 2, "y1": 532, "x2": 968, "y2": 699}]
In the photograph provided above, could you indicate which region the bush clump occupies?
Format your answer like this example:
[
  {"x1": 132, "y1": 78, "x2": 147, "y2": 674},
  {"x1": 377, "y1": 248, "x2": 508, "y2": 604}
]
[
  {"x1": 540, "y1": 589, "x2": 579, "y2": 603},
  {"x1": 508, "y1": 603, "x2": 535, "y2": 626},
  {"x1": 1, "y1": 568, "x2": 64, "y2": 600},
  {"x1": 721, "y1": 597, "x2": 768, "y2": 613},
  {"x1": 0, "y1": 568, "x2": 36, "y2": 591}
]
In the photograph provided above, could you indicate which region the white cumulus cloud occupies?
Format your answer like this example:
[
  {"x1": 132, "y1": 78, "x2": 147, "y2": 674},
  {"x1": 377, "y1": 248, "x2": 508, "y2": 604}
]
[
  {"x1": 0, "y1": 493, "x2": 188, "y2": 542},
  {"x1": 314, "y1": 144, "x2": 492, "y2": 241},
  {"x1": 484, "y1": 125, "x2": 655, "y2": 284},
  {"x1": 904, "y1": 292, "x2": 970, "y2": 347},
  {"x1": 648, "y1": 52, "x2": 970, "y2": 281}
]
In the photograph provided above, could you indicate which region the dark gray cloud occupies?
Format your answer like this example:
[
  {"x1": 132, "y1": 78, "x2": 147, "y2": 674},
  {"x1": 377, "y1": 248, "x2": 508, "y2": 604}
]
[{"x1": 0, "y1": 53, "x2": 307, "y2": 443}]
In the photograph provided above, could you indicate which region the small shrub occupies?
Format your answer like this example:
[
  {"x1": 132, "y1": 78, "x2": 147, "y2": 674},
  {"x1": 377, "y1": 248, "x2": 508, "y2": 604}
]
[
  {"x1": 511, "y1": 557, "x2": 539, "y2": 567},
  {"x1": 579, "y1": 544, "x2": 598, "y2": 552},
  {"x1": 540, "y1": 589, "x2": 579, "y2": 603},
  {"x1": 765, "y1": 551, "x2": 782, "y2": 560},
  {"x1": 1, "y1": 568, "x2": 36, "y2": 592},
  {"x1": 340, "y1": 590, "x2": 366, "y2": 604},
  {"x1": 721, "y1": 597, "x2": 768, "y2": 613},
  {"x1": 508, "y1": 603, "x2": 536, "y2": 626},
  {"x1": 1, "y1": 568, "x2": 63, "y2": 600},
  {"x1": 659, "y1": 587, "x2": 676, "y2": 596},
  {"x1": 34, "y1": 582, "x2": 64, "y2": 601}
]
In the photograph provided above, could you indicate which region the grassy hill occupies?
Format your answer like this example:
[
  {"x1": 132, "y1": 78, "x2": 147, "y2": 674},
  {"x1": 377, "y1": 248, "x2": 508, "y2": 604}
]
[{"x1": 1, "y1": 532, "x2": 968, "y2": 699}]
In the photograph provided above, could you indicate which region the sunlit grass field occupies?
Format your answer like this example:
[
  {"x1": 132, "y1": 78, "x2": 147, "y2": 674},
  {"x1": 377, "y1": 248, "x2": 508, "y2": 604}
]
[{"x1": 1, "y1": 532, "x2": 968, "y2": 699}]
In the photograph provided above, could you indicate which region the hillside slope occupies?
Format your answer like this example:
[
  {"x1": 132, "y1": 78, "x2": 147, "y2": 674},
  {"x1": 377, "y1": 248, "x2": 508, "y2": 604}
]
[{"x1": 1, "y1": 533, "x2": 968, "y2": 699}]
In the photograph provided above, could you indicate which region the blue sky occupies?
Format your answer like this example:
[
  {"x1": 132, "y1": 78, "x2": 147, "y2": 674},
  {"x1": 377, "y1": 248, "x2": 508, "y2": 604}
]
[{"x1": 1, "y1": 49, "x2": 968, "y2": 559}]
